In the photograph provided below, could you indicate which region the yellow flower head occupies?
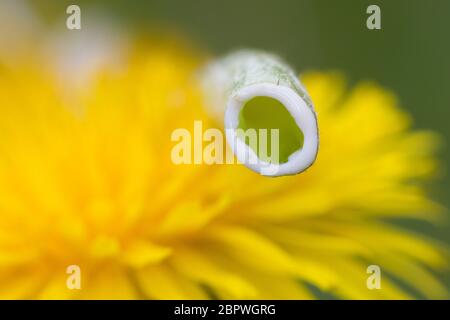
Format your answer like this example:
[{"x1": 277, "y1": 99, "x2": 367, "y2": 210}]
[{"x1": 0, "y1": 42, "x2": 447, "y2": 299}]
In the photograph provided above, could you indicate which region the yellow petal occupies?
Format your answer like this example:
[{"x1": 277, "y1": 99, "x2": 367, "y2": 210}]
[{"x1": 121, "y1": 240, "x2": 172, "y2": 268}]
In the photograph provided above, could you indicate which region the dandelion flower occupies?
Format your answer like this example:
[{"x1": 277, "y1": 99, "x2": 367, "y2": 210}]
[{"x1": 0, "y1": 42, "x2": 447, "y2": 299}]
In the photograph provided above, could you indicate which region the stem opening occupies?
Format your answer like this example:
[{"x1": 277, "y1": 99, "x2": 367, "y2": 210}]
[{"x1": 238, "y1": 96, "x2": 304, "y2": 164}]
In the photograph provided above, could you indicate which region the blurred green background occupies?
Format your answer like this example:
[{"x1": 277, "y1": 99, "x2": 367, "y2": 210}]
[{"x1": 33, "y1": 0, "x2": 450, "y2": 293}]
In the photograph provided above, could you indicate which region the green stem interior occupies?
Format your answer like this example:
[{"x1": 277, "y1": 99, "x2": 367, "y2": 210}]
[{"x1": 237, "y1": 96, "x2": 304, "y2": 164}]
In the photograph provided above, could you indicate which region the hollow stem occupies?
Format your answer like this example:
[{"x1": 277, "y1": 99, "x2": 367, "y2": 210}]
[{"x1": 201, "y1": 50, "x2": 319, "y2": 176}]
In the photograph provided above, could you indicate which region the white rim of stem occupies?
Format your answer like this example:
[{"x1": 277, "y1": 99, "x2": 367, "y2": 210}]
[{"x1": 225, "y1": 83, "x2": 318, "y2": 176}]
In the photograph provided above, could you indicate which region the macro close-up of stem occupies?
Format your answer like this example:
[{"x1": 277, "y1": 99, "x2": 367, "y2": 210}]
[{"x1": 201, "y1": 51, "x2": 319, "y2": 176}]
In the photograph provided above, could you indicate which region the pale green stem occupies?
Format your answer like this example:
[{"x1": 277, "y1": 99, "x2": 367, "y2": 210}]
[{"x1": 200, "y1": 50, "x2": 319, "y2": 176}]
